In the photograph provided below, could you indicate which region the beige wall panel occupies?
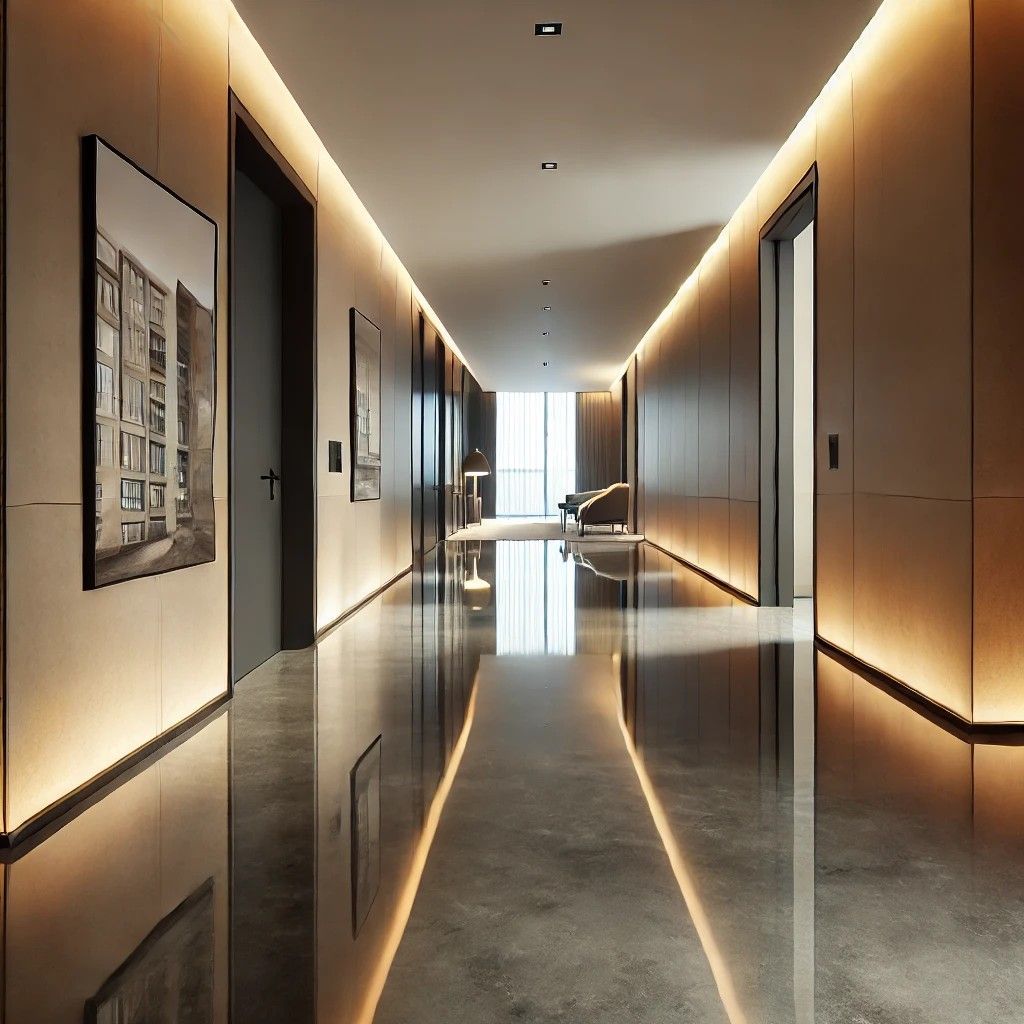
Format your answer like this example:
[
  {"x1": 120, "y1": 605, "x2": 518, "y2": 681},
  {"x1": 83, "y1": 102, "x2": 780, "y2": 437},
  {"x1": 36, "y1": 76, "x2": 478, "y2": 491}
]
[
  {"x1": 680, "y1": 288, "x2": 700, "y2": 562},
  {"x1": 158, "y1": 0, "x2": 231, "y2": 501},
  {"x1": 698, "y1": 497, "x2": 730, "y2": 585},
  {"x1": 5, "y1": 0, "x2": 161, "y2": 506},
  {"x1": 756, "y1": 116, "x2": 816, "y2": 233},
  {"x1": 972, "y1": 0, "x2": 1024, "y2": 497},
  {"x1": 227, "y1": 10, "x2": 319, "y2": 195},
  {"x1": 851, "y1": 0, "x2": 972, "y2": 501},
  {"x1": 973, "y1": 498, "x2": 1024, "y2": 724},
  {"x1": 6, "y1": 504, "x2": 163, "y2": 830},
  {"x1": 816, "y1": 492, "x2": 854, "y2": 652},
  {"x1": 157, "y1": 498, "x2": 229, "y2": 729},
  {"x1": 728, "y1": 197, "x2": 759, "y2": 505},
  {"x1": 852, "y1": 494, "x2": 972, "y2": 720},
  {"x1": 697, "y1": 245, "x2": 731, "y2": 502},
  {"x1": 814, "y1": 70, "x2": 854, "y2": 499},
  {"x1": 728, "y1": 499, "x2": 758, "y2": 601}
]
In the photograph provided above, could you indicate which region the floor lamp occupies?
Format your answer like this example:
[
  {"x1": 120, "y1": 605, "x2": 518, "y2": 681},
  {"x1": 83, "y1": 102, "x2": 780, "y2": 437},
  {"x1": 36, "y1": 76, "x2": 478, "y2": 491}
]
[{"x1": 462, "y1": 448, "x2": 490, "y2": 526}]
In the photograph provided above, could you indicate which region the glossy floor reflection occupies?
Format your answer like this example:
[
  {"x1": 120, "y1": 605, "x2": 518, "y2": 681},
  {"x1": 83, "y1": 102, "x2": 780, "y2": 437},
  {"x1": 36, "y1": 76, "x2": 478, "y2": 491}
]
[{"x1": 4, "y1": 540, "x2": 1024, "y2": 1022}]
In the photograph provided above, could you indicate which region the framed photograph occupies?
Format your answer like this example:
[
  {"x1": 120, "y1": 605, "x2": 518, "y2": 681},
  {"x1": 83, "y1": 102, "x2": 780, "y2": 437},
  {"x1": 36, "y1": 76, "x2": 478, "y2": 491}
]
[
  {"x1": 82, "y1": 136, "x2": 218, "y2": 588},
  {"x1": 350, "y1": 308, "x2": 382, "y2": 501},
  {"x1": 84, "y1": 877, "x2": 215, "y2": 1023},
  {"x1": 350, "y1": 734, "x2": 382, "y2": 935}
]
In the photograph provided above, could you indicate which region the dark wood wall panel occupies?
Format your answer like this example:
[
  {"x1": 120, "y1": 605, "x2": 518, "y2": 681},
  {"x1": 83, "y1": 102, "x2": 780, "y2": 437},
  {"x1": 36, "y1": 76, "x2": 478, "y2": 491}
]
[{"x1": 576, "y1": 391, "x2": 622, "y2": 494}]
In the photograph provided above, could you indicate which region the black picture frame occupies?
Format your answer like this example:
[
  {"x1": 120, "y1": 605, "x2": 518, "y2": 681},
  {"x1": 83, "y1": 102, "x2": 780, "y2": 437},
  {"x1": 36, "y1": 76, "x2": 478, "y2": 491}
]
[
  {"x1": 82, "y1": 135, "x2": 219, "y2": 589},
  {"x1": 349, "y1": 307, "x2": 382, "y2": 501}
]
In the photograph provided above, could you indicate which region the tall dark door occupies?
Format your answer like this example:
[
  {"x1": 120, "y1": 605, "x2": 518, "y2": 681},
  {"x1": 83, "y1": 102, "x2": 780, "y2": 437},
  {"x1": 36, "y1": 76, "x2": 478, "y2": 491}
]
[
  {"x1": 232, "y1": 171, "x2": 283, "y2": 682},
  {"x1": 422, "y1": 328, "x2": 440, "y2": 552}
]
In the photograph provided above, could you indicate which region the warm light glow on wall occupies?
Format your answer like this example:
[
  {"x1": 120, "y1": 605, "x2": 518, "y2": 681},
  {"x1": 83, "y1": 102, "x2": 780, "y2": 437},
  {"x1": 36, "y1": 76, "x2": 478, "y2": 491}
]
[{"x1": 611, "y1": 0, "x2": 892, "y2": 388}]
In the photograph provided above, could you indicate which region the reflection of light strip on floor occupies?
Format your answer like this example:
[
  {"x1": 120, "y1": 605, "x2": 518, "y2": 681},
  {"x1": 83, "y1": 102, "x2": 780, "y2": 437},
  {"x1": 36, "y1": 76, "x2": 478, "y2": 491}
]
[
  {"x1": 613, "y1": 658, "x2": 749, "y2": 1024},
  {"x1": 354, "y1": 684, "x2": 479, "y2": 1024}
]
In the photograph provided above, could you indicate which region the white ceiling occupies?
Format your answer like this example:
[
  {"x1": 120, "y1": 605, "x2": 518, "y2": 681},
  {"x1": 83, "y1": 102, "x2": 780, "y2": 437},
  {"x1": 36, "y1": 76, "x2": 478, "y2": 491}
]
[{"x1": 232, "y1": 0, "x2": 878, "y2": 392}]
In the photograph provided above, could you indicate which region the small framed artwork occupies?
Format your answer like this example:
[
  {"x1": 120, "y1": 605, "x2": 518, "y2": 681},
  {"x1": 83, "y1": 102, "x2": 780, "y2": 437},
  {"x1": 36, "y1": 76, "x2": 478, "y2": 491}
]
[
  {"x1": 350, "y1": 308, "x2": 382, "y2": 501},
  {"x1": 84, "y1": 877, "x2": 215, "y2": 1023},
  {"x1": 350, "y1": 734, "x2": 382, "y2": 935},
  {"x1": 82, "y1": 135, "x2": 218, "y2": 589}
]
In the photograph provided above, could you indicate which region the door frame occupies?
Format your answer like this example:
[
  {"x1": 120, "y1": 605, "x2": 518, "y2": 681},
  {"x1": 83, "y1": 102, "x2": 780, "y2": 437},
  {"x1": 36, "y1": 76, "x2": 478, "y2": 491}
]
[
  {"x1": 758, "y1": 164, "x2": 818, "y2": 614},
  {"x1": 228, "y1": 92, "x2": 317, "y2": 686}
]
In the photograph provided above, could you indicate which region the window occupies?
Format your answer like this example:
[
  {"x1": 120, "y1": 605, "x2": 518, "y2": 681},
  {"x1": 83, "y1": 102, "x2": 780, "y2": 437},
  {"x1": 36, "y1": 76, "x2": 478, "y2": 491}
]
[
  {"x1": 96, "y1": 422, "x2": 114, "y2": 467},
  {"x1": 149, "y1": 380, "x2": 166, "y2": 435},
  {"x1": 150, "y1": 286, "x2": 166, "y2": 327},
  {"x1": 96, "y1": 270, "x2": 119, "y2": 322},
  {"x1": 121, "y1": 478, "x2": 144, "y2": 512},
  {"x1": 122, "y1": 260, "x2": 147, "y2": 368},
  {"x1": 495, "y1": 393, "x2": 576, "y2": 517},
  {"x1": 122, "y1": 375, "x2": 145, "y2": 424},
  {"x1": 149, "y1": 483, "x2": 165, "y2": 509},
  {"x1": 121, "y1": 522, "x2": 144, "y2": 545},
  {"x1": 150, "y1": 441, "x2": 166, "y2": 477},
  {"x1": 96, "y1": 363, "x2": 115, "y2": 415},
  {"x1": 120, "y1": 431, "x2": 144, "y2": 473},
  {"x1": 149, "y1": 517, "x2": 167, "y2": 540},
  {"x1": 96, "y1": 317, "x2": 118, "y2": 358},
  {"x1": 149, "y1": 328, "x2": 166, "y2": 373}
]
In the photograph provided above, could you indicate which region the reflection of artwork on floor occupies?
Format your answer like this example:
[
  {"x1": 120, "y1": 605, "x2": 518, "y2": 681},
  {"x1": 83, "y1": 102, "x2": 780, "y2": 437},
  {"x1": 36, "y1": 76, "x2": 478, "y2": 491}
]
[
  {"x1": 84, "y1": 876, "x2": 215, "y2": 1024},
  {"x1": 350, "y1": 308, "x2": 382, "y2": 501},
  {"x1": 351, "y1": 734, "x2": 382, "y2": 934},
  {"x1": 84, "y1": 136, "x2": 217, "y2": 588}
]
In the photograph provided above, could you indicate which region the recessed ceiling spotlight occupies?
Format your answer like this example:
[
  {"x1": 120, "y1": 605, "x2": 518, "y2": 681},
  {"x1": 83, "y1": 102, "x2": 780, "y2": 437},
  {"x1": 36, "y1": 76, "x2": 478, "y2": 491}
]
[
  {"x1": 542, "y1": 331, "x2": 549, "y2": 336},
  {"x1": 535, "y1": 22, "x2": 563, "y2": 36},
  {"x1": 543, "y1": 361, "x2": 549, "y2": 366},
  {"x1": 541, "y1": 161, "x2": 558, "y2": 170},
  {"x1": 543, "y1": 305, "x2": 551, "y2": 311},
  {"x1": 542, "y1": 279, "x2": 551, "y2": 286}
]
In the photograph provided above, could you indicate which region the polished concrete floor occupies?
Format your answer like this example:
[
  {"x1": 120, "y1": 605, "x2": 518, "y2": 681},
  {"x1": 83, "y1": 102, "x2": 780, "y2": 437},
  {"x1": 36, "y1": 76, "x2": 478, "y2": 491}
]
[{"x1": 5, "y1": 540, "x2": 1024, "y2": 1022}]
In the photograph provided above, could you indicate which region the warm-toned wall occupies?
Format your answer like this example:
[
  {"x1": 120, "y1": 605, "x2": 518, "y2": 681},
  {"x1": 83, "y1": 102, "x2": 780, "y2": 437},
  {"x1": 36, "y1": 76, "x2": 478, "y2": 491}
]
[
  {"x1": 631, "y1": 0, "x2": 1022, "y2": 724},
  {"x1": 3, "y1": 0, "x2": 465, "y2": 832}
]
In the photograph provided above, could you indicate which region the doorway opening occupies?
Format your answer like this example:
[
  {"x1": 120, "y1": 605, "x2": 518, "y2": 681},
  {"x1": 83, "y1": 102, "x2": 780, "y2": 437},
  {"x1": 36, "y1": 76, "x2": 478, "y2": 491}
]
[
  {"x1": 229, "y1": 95, "x2": 317, "y2": 685},
  {"x1": 760, "y1": 170, "x2": 817, "y2": 610}
]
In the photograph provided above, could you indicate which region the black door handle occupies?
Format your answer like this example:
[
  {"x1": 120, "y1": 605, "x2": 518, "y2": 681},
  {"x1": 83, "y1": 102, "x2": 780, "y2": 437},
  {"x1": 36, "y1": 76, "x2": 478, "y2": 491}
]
[{"x1": 260, "y1": 468, "x2": 281, "y2": 500}]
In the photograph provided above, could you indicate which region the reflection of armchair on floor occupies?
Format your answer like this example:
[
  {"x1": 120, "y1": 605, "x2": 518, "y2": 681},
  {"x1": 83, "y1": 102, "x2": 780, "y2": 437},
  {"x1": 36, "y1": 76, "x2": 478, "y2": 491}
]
[{"x1": 577, "y1": 483, "x2": 630, "y2": 536}]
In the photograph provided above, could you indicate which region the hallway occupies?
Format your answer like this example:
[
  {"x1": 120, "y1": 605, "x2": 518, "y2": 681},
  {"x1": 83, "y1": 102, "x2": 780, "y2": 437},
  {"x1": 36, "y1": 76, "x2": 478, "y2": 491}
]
[{"x1": 4, "y1": 541, "x2": 1022, "y2": 1022}]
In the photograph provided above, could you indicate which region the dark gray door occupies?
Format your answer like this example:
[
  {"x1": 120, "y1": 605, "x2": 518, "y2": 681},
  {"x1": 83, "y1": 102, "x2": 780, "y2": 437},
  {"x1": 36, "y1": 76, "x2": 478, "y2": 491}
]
[{"x1": 232, "y1": 170, "x2": 283, "y2": 682}]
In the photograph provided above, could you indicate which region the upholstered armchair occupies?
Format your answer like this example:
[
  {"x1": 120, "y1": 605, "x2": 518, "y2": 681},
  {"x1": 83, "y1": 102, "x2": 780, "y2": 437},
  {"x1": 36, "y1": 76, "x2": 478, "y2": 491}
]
[
  {"x1": 558, "y1": 489, "x2": 603, "y2": 531},
  {"x1": 577, "y1": 483, "x2": 630, "y2": 535}
]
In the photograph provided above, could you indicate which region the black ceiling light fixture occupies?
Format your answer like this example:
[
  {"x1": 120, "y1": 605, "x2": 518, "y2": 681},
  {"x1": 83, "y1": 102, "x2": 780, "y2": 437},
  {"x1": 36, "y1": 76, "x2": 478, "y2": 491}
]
[
  {"x1": 543, "y1": 305, "x2": 551, "y2": 311},
  {"x1": 541, "y1": 161, "x2": 558, "y2": 170},
  {"x1": 535, "y1": 22, "x2": 563, "y2": 36},
  {"x1": 543, "y1": 361, "x2": 549, "y2": 366},
  {"x1": 542, "y1": 331, "x2": 549, "y2": 336},
  {"x1": 542, "y1": 279, "x2": 551, "y2": 286}
]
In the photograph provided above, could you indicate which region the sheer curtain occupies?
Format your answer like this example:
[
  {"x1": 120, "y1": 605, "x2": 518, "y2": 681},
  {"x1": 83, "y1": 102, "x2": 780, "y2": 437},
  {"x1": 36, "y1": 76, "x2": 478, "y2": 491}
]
[{"x1": 496, "y1": 392, "x2": 576, "y2": 517}]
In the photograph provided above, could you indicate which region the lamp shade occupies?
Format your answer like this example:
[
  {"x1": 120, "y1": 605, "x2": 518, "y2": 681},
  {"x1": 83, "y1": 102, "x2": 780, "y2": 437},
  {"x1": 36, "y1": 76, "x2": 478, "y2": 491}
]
[{"x1": 462, "y1": 448, "x2": 491, "y2": 477}]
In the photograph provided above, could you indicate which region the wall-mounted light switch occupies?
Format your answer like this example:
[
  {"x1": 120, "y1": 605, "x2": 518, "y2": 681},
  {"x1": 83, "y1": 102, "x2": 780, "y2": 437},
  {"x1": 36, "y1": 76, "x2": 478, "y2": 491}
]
[
  {"x1": 828, "y1": 433, "x2": 840, "y2": 471},
  {"x1": 329, "y1": 440, "x2": 343, "y2": 473}
]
